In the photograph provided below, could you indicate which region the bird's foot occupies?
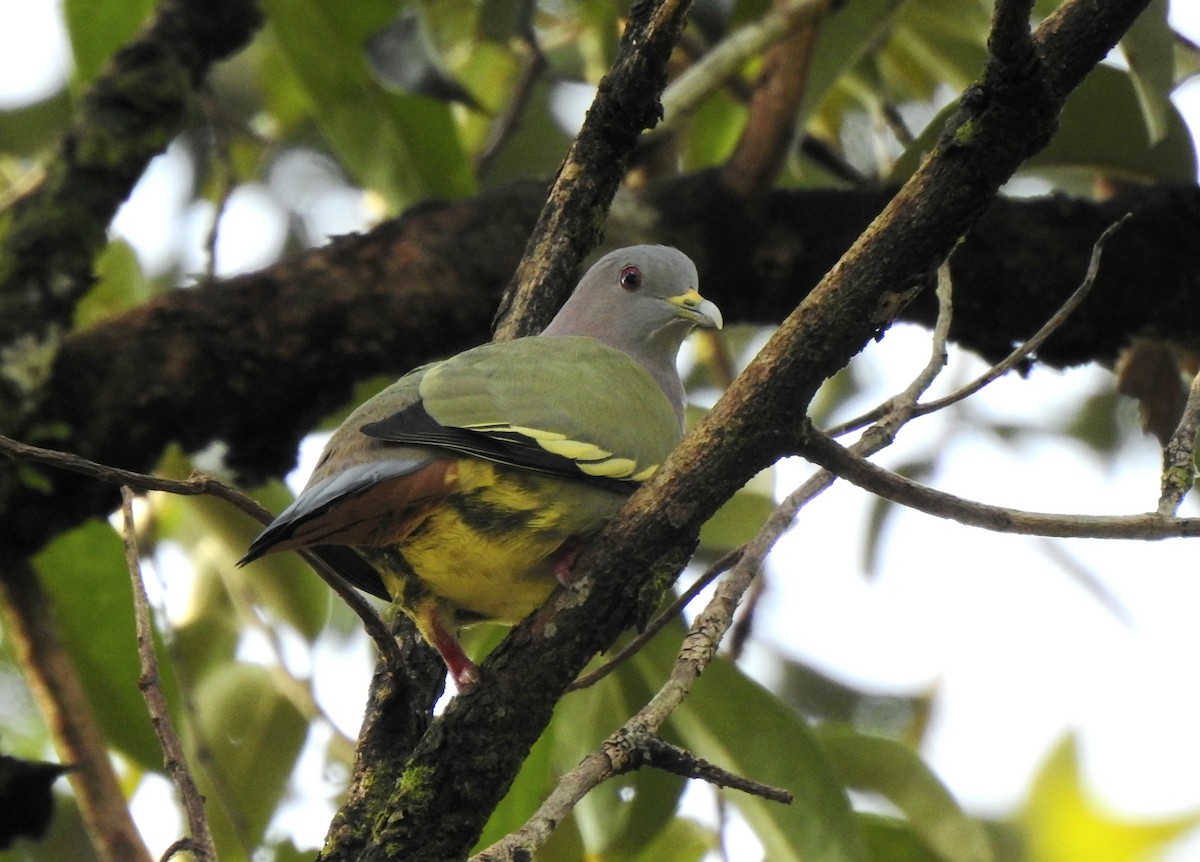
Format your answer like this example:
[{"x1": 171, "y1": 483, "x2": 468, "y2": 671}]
[
  {"x1": 422, "y1": 606, "x2": 481, "y2": 690},
  {"x1": 446, "y1": 653, "x2": 482, "y2": 691},
  {"x1": 551, "y1": 540, "x2": 583, "y2": 587}
]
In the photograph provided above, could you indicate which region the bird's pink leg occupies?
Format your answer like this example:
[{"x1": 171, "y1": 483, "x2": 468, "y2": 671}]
[
  {"x1": 415, "y1": 602, "x2": 480, "y2": 690},
  {"x1": 550, "y1": 538, "x2": 583, "y2": 586}
]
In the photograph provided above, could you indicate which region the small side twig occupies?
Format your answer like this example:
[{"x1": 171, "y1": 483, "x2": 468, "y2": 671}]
[
  {"x1": 471, "y1": 542, "x2": 779, "y2": 862},
  {"x1": 120, "y1": 488, "x2": 217, "y2": 862},
  {"x1": 567, "y1": 548, "x2": 742, "y2": 692},
  {"x1": 640, "y1": 735, "x2": 791, "y2": 803},
  {"x1": 801, "y1": 426, "x2": 1200, "y2": 540},
  {"x1": 476, "y1": 28, "x2": 546, "y2": 176},
  {"x1": 825, "y1": 214, "x2": 1130, "y2": 438},
  {"x1": 1158, "y1": 369, "x2": 1200, "y2": 516}
]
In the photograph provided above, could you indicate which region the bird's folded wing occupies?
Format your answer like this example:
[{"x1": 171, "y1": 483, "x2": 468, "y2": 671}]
[
  {"x1": 362, "y1": 336, "x2": 681, "y2": 485},
  {"x1": 239, "y1": 455, "x2": 450, "y2": 565}
]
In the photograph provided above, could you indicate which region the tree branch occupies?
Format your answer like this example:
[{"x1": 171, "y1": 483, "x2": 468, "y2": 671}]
[
  {"x1": 0, "y1": 0, "x2": 262, "y2": 424},
  {"x1": 0, "y1": 175, "x2": 1192, "y2": 562},
  {"x1": 119, "y1": 488, "x2": 216, "y2": 862},
  {"x1": 365, "y1": 0, "x2": 1154, "y2": 858},
  {"x1": 1159, "y1": 371, "x2": 1200, "y2": 515},
  {"x1": 800, "y1": 425, "x2": 1200, "y2": 539},
  {"x1": 0, "y1": 432, "x2": 402, "y2": 669},
  {"x1": 492, "y1": 0, "x2": 695, "y2": 339}
]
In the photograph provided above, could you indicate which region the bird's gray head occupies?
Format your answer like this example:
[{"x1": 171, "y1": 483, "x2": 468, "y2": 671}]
[{"x1": 542, "y1": 245, "x2": 722, "y2": 419}]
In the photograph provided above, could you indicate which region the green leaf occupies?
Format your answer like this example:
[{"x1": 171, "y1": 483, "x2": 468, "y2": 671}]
[
  {"x1": 0, "y1": 92, "x2": 72, "y2": 157},
  {"x1": 1025, "y1": 63, "x2": 1196, "y2": 182},
  {"x1": 34, "y1": 521, "x2": 179, "y2": 772},
  {"x1": 816, "y1": 725, "x2": 994, "y2": 862},
  {"x1": 637, "y1": 621, "x2": 869, "y2": 862},
  {"x1": 1120, "y1": 0, "x2": 1173, "y2": 145},
  {"x1": 1020, "y1": 736, "x2": 1200, "y2": 862},
  {"x1": 74, "y1": 239, "x2": 148, "y2": 328},
  {"x1": 627, "y1": 816, "x2": 717, "y2": 862},
  {"x1": 891, "y1": 64, "x2": 1197, "y2": 183},
  {"x1": 799, "y1": 0, "x2": 911, "y2": 127},
  {"x1": 698, "y1": 468, "x2": 775, "y2": 556},
  {"x1": 553, "y1": 656, "x2": 687, "y2": 859},
  {"x1": 260, "y1": 0, "x2": 475, "y2": 209},
  {"x1": 63, "y1": 0, "x2": 157, "y2": 85},
  {"x1": 858, "y1": 813, "x2": 947, "y2": 862},
  {"x1": 887, "y1": 0, "x2": 991, "y2": 92},
  {"x1": 189, "y1": 663, "x2": 308, "y2": 853}
]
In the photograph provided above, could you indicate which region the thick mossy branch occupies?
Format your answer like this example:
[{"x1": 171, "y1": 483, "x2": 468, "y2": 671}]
[
  {"x1": 0, "y1": 0, "x2": 261, "y2": 424},
  {"x1": 6, "y1": 178, "x2": 1198, "y2": 559}
]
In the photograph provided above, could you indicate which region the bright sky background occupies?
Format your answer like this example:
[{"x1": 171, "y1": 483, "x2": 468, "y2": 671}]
[{"x1": 4, "y1": 2, "x2": 1200, "y2": 860}]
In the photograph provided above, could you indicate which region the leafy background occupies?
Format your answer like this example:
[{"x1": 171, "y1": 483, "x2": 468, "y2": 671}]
[{"x1": 2, "y1": 0, "x2": 1200, "y2": 860}]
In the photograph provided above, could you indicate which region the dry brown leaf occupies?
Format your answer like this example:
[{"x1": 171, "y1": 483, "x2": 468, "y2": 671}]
[{"x1": 1115, "y1": 338, "x2": 1189, "y2": 446}]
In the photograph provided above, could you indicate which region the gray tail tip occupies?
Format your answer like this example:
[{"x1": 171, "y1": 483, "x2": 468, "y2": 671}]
[{"x1": 237, "y1": 542, "x2": 268, "y2": 568}]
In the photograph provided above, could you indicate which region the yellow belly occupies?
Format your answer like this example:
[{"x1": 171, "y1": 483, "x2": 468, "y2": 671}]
[{"x1": 363, "y1": 459, "x2": 626, "y2": 624}]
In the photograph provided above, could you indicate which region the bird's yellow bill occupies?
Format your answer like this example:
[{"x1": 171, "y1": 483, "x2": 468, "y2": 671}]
[{"x1": 668, "y1": 289, "x2": 723, "y2": 330}]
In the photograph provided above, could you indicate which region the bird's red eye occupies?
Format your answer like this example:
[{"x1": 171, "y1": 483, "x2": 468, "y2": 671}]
[{"x1": 619, "y1": 265, "x2": 642, "y2": 291}]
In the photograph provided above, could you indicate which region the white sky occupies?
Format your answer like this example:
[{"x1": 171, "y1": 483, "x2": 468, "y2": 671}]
[{"x1": 4, "y1": 2, "x2": 1200, "y2": 860}]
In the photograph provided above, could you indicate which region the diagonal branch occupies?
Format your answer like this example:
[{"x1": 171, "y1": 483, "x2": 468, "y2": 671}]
[
  {"x1": 119, "y1": 488, "x2": 216, "y2": 862},
  {"x1": 492, "y1": 0, "x2": 695, "y2": 340},
  {"x1": 376, "y1": 0, "x2": 1154, "y2": 859},
  {"x1": 0, "y1": 0, "x2": 262, "y2": 423},
  {"x1": 0, "y1": 432, "x2": 402, "y2": 669}
]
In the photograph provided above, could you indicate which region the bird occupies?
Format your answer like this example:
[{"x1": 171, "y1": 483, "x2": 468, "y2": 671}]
[{"x1": 239, "y1": 245, "x2": 722, "y2": 689}]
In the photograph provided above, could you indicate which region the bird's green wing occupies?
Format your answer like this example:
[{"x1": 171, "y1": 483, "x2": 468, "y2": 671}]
[{"x1": 363, "y1": 336, "x2": 683, "y2": 483}]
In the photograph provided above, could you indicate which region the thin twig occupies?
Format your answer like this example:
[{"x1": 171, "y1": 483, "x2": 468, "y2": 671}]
[
  {"x1": 801, "y1": 426, "x2": 1200, "y2": 539},
  {"x1": 0, "y1": 433, "x2": 402, "y2": 670},
  {"x1": 641, "y1": 735, "x2": 792, "y2": 803},
  {"x1": 471, "y1": 545, "x2": 776, "y2": 862},
  {"x1": 476, "y1": 30, "x2": 546, "y2": 176},
  {"x1": 200, "y1": 88, "x2": 237, "y2": 282},
  {"x1": 805, "y1": 218, "x2": 1195, "y2": 540},
  {"x1": 567, "y1": 548, "x2": 743, "y2": 692},
  {"x1": 120, "y1": 488, "x2": 217, "y2": 862},
  {"x1": 915, "y1": 214, "x2": 1131, "y2": 416},
  {"x1": 824, "y1": 215, "x2": 1130, "y2": 438},
  {"x1": 1158, "y1": 369, "x2": 1200, "y2": 516}
]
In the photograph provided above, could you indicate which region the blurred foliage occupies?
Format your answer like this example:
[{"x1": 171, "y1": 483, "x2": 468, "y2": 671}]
[{"x1": 2, "y1": 0, "x2": 1200, "y2": 860}]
